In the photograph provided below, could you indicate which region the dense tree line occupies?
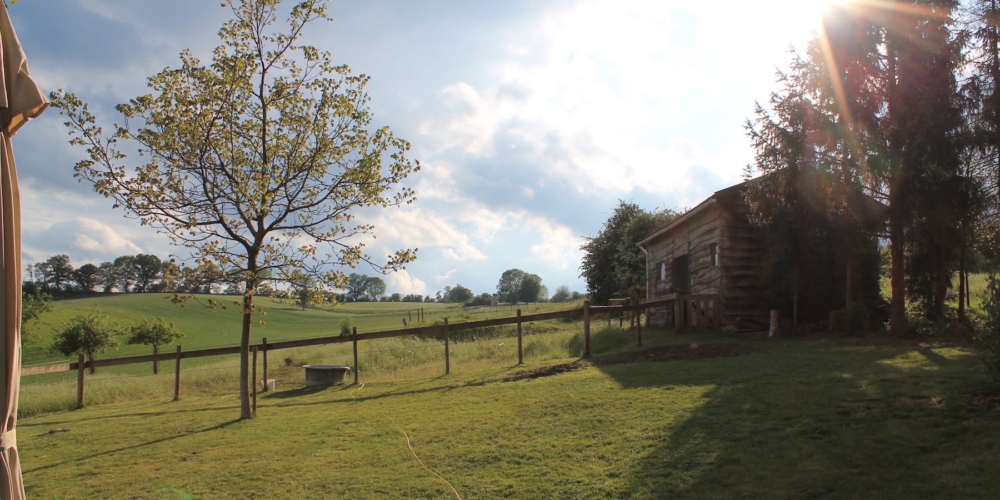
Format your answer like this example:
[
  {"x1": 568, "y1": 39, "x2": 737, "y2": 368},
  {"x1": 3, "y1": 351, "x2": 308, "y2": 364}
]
[
  {"x1": 579, "y1": 202, "x2": 679, "y2": 305},
  {"x1": 742, "y1": 0, "x2": 1000, "y2": 332}
]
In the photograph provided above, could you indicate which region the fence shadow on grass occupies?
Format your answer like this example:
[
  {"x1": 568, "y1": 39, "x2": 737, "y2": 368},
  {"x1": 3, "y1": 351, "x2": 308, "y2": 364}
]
[{"x1": 591, "y1": 335, "x2": 999, "y2": 498}]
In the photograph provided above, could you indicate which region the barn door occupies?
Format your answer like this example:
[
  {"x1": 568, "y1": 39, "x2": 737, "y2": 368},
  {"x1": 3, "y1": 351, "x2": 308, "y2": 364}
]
[{"x1": 671, "y1": 254, "x2": 690, "y2": 294}]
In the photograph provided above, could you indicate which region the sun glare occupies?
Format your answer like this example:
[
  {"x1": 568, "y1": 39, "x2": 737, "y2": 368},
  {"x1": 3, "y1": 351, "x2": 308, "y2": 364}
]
[{"x1": 775, "y1": 0, "x2": 855, "y2": 34}]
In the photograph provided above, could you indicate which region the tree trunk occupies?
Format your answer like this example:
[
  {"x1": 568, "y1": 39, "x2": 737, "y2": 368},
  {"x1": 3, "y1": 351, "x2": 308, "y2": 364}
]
[
  {"x1": 240, "y1": 288, "x2": 254, "y2": 420},
  {"x1": 889, "y1": 215, "x2": 907, "y2": 335},
  {"x1": 959, "y1": 237, "x2": 966, "y2": 323},
  {"x1": 88, "y1": 352, "x2": 95, "y2": 375},
  {"x1": 239, "y1": 262, "x2": 258, "y2": 420}
]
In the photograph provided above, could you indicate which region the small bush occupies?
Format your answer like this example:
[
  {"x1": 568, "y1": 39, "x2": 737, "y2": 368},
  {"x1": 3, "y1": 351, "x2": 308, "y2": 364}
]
[
  {"x1": 977, "y1": 275, "x2": 1000, "y2": 389},
  {"x1": 339, "y1": 317, "x2": 353, "y2": 336},
  {"x1": 833, "y1": 303, "x2": 871, "y2": 335}
]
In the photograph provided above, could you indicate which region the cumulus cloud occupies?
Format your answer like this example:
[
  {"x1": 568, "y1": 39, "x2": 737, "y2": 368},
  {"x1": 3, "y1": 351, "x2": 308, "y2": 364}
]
[
  {"x1": 386, "y1": 269, "x2": 427, "y2": 296},
  {"x1": 23, "y1": 217, "x2": 143, "y2": 264},
  {"x1": 368, "y1": 208, "x2": 487, "y2": 261}
]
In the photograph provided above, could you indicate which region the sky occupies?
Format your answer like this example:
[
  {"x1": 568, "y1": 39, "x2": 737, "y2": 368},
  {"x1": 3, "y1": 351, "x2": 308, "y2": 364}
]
[{"x1": 8, "y1": 0, "x2": 838, "y2": 298}]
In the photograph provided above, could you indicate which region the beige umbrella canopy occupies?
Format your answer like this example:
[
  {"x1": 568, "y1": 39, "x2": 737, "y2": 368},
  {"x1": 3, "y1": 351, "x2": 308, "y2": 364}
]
[{"x1": 0, "y1": 3, "x2": 48, "y2": 499}]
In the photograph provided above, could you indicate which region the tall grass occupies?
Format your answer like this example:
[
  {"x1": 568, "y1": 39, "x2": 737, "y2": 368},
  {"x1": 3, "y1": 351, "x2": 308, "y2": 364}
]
[{"x1": 19, "y1": 319, "x2": 612, "y2": 418}]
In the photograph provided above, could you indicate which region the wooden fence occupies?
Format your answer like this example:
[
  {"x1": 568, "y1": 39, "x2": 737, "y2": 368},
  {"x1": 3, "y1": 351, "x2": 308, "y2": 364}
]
[{"x1": 22, "y1": 298, "x2": 679, "y2": 408}]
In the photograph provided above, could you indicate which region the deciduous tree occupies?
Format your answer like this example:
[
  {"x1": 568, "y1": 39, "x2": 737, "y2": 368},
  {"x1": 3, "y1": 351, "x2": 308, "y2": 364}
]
[
  {"x1": 496, "y1": 269, "x2": 526, "y2": 304},
  {"x1": 125, "y1": 317, "x2": 184, "y2": 374},
  {"x1": 51, "y1": 0, "x2": 418, "y2": 419},
  {"x1": 51, "y1": 310, "x2": 120, "y2": 374}
]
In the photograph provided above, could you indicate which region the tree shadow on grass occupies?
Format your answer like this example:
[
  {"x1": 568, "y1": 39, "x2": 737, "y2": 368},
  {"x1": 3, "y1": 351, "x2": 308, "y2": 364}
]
[
  {"x1": 265, "y1": 368, "x2": 511, "y2": 410},
  {"x1": 24, "y1": 418, "x2": 242, "y2": 475},
  {"x1": 593, "y1": 336, "x2": 1000, "y2": 499},
  {"x1": 19, "y1": 403, "x2": 241, "y2": 427}
]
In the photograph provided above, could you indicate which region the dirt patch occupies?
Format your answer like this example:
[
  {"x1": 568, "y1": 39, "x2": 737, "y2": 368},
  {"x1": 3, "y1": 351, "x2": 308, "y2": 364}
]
[
  {"x1": 598, "y1": 342, "x2": 753, "y2": 365},
  {"x1": 503, "y1": 361, "x2": 591, "y2": 382},
  {"x1": 503, "y1": 343, "x2": 752, "y2": 382}
]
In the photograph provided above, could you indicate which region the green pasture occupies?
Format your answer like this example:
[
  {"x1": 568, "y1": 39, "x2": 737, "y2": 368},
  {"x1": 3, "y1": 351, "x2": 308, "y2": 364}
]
[
  {"x1": 17, "y1": 295, "x2": 586, "y2": 417},
  {"x1": 18, "y1": 326, "x2": 1000, "y2": 499},
  {"x1": 22, "y1": 293, "x2": 558, "y2": 366}
]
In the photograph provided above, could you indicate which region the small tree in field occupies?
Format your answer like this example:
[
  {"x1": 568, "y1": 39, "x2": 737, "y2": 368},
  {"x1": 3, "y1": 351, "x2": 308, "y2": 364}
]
[
  {"x1": 126, "y1": 317, "x2": 185, "y2": 374},
  {"x1": 50, "y1": 0, "x2": 418, "y2": 419},
  {"x1": 20, "y1": 289, "x2": 53, "y2": 345},
  {"x1": 51, "y1": 310, "x2": 120, "y2": 374}
]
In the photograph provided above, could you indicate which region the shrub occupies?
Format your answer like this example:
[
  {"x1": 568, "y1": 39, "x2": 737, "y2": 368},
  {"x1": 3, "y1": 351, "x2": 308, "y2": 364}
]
[
  {"x1": 51, "y1": 309, "x2": 120, "y2": 373},
  {"x1": 833, "y1": 303, "x2": 871, "y2": 335},
  {"x1": 977, "y1": 275, "x2": 1000, "y2": 389},
  {"x1": 340, "y1": 317, "x2": 353, "y2": 336}
]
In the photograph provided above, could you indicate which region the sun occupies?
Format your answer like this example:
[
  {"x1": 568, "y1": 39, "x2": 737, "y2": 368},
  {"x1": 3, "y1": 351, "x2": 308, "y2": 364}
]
[{"x1": 772, "y1": 0, "x2": 857, "y2": 33}]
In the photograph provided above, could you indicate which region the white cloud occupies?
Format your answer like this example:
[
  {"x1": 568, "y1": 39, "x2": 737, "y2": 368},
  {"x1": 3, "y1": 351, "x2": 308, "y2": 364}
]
[
  {"x1": 23, "y1": 217, "x2": 143, "y2": 264},
  {"x1": 369, "y1": 208, "x2": 487, "y2": 261},
  {"x1": 435, "y1": 269, "x2": 457, "y2": 284},
  {"x1": 526, "y1": 220, "x2": 584, "y2": 272},
  {"x1": 387, "y1": 269, "x2": 427, "y2": 296}
]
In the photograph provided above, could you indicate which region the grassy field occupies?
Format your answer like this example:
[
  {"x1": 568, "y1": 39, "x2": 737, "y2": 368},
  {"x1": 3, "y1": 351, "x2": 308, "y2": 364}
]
[
  {"x1": 18, "y1": 296, "x2": 586, "y2": 417},
  {"x1": 22, "y1": 293, "x2": 555, "y2": 365},
  {"x1": 17, "y1": 325, "x2": 1000, "y2": 499}
]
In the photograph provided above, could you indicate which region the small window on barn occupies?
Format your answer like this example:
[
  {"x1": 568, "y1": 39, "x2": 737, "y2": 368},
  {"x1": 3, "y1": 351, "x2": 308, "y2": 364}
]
[
  {"x1": 710, "y1": 243, "x2": 719, "y2": 267},
  {"x1": 659, "y1": 262, "x2": 667, "y2": 281}
]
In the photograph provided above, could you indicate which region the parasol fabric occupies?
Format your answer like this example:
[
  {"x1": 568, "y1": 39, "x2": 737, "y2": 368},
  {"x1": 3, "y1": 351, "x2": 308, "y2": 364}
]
[{"x1": 0, "y1": 3, "x2": 47, "y2": 499}]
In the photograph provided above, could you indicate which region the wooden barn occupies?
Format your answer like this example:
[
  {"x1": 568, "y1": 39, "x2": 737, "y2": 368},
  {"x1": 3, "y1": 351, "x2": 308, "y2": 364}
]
[
  {"x1": 638, "y1": 182, "x2": 765, "y2": 330},
  {"x1": 638, "y1": 174, "x2": 885, "y2": 332}
]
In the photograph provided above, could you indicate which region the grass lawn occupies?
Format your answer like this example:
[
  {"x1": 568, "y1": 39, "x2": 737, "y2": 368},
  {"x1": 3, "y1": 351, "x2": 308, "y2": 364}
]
[{"x1": 18, "y1": 327, "x2": 1000, "y2": 499}]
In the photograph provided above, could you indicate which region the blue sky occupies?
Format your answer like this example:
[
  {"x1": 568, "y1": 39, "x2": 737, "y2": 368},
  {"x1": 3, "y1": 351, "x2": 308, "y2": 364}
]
[{"x1": 9, "y1": 0, "x2": 834, "y2": 297}]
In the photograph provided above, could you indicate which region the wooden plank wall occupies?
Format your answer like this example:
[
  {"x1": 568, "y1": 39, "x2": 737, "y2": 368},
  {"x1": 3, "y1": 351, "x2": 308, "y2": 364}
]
[
  {"x1": 645, "y1": 203, "x2": 723, "y2": 326},
  {"x1": 644, "y1": 187, "x2": 766, "y2": 328},
  {"x1": 717, "y1": 194, "x2": 767, "y2": 325}
]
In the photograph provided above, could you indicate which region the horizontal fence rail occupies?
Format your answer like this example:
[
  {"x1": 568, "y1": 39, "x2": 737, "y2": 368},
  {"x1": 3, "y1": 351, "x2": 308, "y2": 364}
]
[
  {"x1": 22, "y1": 306, "x2": 593, "y2": 376},
  {"x1": 22, "y1": 298, "x2": 688, "y2": 407}
]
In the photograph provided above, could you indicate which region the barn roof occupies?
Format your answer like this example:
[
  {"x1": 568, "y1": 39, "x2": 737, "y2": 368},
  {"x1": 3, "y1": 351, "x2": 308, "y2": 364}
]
[{"x1": 637, "y1": 182, "x2": 743, "y2": 248}]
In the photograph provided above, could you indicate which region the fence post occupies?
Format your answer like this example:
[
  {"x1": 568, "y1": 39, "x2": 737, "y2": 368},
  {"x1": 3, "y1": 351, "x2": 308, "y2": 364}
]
[
  {"x1": 421, "y1": 308, "x2": 424, "y2": 322},
  {"x1": 583, "y1": 300, "x2": 591, "y2": 358},
  {"x1": 153, "y1": 344, "x2": 158, "y2": 375},
  {"x1": 444, "y1": 318, "x2": 450, "y2": 375},
  {"x1": 409, "y1": 311, "x2": 412, "y2": 324},
  {"x1": 636, "y1": 305, "x2": 643, "y2": 347},
  {"x1": 262, "y1": 337, "x2": 268, "y2": 392},
  {"x1": 403, "y1": 318, "x2": 407, "y2": 328},
  {"x1": 352, "y1": 327, "x2": 359, "y2": 385},
  {"x1": 174, "y1": 345, "x2": 182, "y2": 401},
  {"x1": 252, "y1": 347, "x2": 258, "y2": 418},
  {"x1": 517, "y1": 308, "x2": 523, "y2": 365},
  {"x1": 76, "y1": 353, "x2": 85, "y2": 409}
]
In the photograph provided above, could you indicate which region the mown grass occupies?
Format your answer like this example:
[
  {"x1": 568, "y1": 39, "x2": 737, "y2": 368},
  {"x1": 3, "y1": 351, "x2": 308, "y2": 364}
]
[{"x1": 18, "y1": 326, "x2": 1000, "y2": 499}]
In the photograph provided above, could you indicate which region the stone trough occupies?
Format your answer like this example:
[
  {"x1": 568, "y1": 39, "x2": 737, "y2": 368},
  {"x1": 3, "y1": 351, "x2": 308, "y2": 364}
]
[{"x1": 303, "y1": 364, "x2": 351, "y2": 387}]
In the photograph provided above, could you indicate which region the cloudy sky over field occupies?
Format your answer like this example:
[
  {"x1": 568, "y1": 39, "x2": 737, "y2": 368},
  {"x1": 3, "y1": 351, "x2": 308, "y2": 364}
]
[{"x1": 9, "y1": 0, "x2": 834, "y2": 297}]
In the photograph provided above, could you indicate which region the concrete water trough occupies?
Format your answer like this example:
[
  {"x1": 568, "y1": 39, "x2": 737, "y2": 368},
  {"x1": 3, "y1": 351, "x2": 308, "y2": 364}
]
[{"x1": 303, "y1": 364, "x2": 351, "y2": 387}]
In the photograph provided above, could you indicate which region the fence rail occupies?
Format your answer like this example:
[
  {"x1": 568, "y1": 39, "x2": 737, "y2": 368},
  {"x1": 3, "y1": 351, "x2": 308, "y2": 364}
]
[{"x1": 22, "y1": 298, "x2": 683, "y2": 408}]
